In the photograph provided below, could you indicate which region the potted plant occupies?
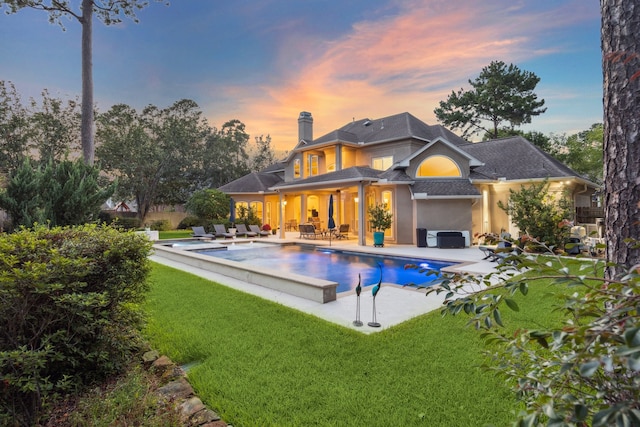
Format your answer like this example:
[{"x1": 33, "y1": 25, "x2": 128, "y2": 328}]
[{"x1": 368, "y1": 203, "x2": 393, "y2": 247}]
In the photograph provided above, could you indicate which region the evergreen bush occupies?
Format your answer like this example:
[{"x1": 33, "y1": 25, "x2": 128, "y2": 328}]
[{"x1": 0, "y1": 224, "x2": 153, "y2": 426}]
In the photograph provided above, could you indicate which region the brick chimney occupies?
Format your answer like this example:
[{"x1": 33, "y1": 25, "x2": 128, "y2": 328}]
[{"x1": 298, "y1": 111, "x2": 313, "y2": 142}]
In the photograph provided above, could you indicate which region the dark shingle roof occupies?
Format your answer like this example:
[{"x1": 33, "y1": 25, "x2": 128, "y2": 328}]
[
  {"x1": 378, "y1": 168, "x2": 414, "y2": 182},
  {"x1": 463, "y1": 136, "x2": 583, "y2": 181},
  {"x1": 310, "y1": 112, "x2": 468, "y2": 147},
  {"x1": 272, "y1": 166, "x2": 381, "y2": 189},
  {"x1": 218, "y1": 172, "x2": 283, "y2": 193},
  {"x1": 260, "y1": 161, "x2": 286, "y2": 173},
  {"x1": 411, "y1": 179, "x2": 481, "y2": 197}
]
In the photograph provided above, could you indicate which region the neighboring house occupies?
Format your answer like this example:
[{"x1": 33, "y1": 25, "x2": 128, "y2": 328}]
[{"x1": 218, "y1": 112, "x2": 600, "y2": 246}]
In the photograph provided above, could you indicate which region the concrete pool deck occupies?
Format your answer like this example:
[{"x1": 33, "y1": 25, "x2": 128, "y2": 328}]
[{"x1": 150, "y1": 233, "x2": 503, "y2": 334}]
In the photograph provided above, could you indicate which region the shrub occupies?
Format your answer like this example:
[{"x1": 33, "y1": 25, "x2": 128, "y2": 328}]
[
  {"x1": 497, "y1": 180, "x2": 572, "y2": 250},
  {"x1": 112, "y1": 216, "x2": 141, "y2": 230},
  {"x1": 0, "y1": 224, "x2": 153, "y2": 426},
  {"x1": 185, "y1": 189, "x2": 229, "y2": 221},
  {"x1": 0, "y1": 158, "x2": 115, "y2": 231},
  {"x1": 149, "y1": 219, "x2": 171, "y2": 231},
  {"x1": 420, "y1": 237, "x2": 639, "y2": 426}
]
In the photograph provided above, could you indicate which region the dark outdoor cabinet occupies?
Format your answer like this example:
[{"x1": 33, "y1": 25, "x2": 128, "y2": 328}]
[
  {"x1": 416, "y1": 228, "x2": 427, "y2": 247},
  {"x1": 436, "y1": 231, "x2": 465, "y2": 249}
]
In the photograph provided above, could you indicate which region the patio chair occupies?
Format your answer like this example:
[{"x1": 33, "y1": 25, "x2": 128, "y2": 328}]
[
  {"x1": 213, "y1": 224, "x2": 234, "y2": 239},
  {"x1": 235, "y1": 223, "x2": 258, "y2": 237},
  {"x1": 299, "y1": 224, "x2": 323, "y2": 239},
  {"x1": 285, "y1": 219, "x2": 298, "y2": 231},
  {"x1": 249, "y1": 224, "x2": 270, "y2": 237},
  {"x1": 334, "y1": 224, "x2": 350, "y2": 239},
  {"x1": 191, "y1": 226, "x2": 215, "y2": 239}
]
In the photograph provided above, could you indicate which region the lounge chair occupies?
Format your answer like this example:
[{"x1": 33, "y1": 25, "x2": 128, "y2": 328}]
[
  {"x1": 334, "y1": 224, "x2": 350, "y2": 239},
  {"x1": 479, "y1": 241, "x2": 512, "y2": 261},
  {"x1": 235, "y1": 223, "x2": 258, "y2": 237},
  {"x1": 249, "y1": 224, "x2": 270, "y2": 237},
  {"x1": 191, "y1": 226, "x2": 215, "y2": 239},
  {"x1": 213, "y1": 224, "x2": 234, "y2": 239}
]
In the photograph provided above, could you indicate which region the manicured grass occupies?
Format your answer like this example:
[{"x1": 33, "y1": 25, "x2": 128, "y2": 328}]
[
  {"x1": 158, "y1": 230, "x2": 193, "y2": 239},
  {"x1": 144, "y1": 261, "x2": 592, "y2": 426}
]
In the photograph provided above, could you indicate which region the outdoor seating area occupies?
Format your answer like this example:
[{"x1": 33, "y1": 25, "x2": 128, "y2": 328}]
[{"x1": 297, "y1": 223, "x2": 351, "y2": 240}]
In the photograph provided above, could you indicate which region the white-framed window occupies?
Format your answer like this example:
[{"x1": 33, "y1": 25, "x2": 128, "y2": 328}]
[
  {"x1": 372, "y1": 156, "x2": 393, "y2": 171},
  {"x1": 293, "y1": 158, "x2": 301, "y2": 178},
  {"x1": 308, "y1": 154, "x2": 318, "y2": 176},
  {"x1": 416, "y1": 155, "x2": 461, "y2": 177},
  {"x1": 250, "y1": 201, "x2": 263, "y2": 220}
]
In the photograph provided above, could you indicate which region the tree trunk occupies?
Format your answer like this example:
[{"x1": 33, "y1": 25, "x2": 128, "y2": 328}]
[
  {"x1": 81, "y1": 0, "x2": 95, "y2": 165},
  {"x1": 601, "y1": 0, "x2": 640, "y2": 279}
]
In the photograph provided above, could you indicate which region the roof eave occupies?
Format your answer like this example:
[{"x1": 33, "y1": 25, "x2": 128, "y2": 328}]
[
  {"x1": 412, "y1": 193, "x2": 483, "y2": 200},
  {"x1": 271, "y1": 177, "x2": 379, "y2": 191}
]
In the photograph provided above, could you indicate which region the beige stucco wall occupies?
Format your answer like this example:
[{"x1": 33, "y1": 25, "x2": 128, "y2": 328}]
[
  {"x1": 356, "y1": 139, "x2": 416, "y2": 167},
  {"x1": 393, "y1": 186, "x2": 414, "y2": 244},
  {"x1": 414, "y1": 199, "x2": 473, "y2": 241}
]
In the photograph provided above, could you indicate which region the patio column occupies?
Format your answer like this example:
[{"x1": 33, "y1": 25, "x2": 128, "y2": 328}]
[
  {"x1": 279, "y1": 193, "x2": 286, "y2": 239},
  {"x1": 358, "y1": 182, "x2": 366, "y2": 246},
  {"x1": 336, "y1": 144, "x2": 342, "y2": 171},
  {"x1": 482, "y1": 188, "x2": 490, "y2": 234}
]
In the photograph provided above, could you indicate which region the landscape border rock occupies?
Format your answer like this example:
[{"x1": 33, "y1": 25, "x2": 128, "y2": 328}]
[{"x1": 143, "y1": 350, "x2": 228, "y2": 427}]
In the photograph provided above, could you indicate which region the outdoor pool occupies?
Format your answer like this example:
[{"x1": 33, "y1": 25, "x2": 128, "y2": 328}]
[{"x1": 196, "y1": 244, "x2": 457, "y2": 293}]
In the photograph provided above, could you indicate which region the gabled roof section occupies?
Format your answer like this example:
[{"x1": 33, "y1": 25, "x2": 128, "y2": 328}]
[
  {"x1": 411, "y1": 179, "x2": 481, "y2": 198},
  {"x1": 463, "y1": 136, "x2": 595, "y2": 184},
  {"x1": 218, "y1": 172, "x2": 283, "y2": 194},
  {"x1": 308, "y1": 112, "x2": 469, "y2": 148},
  {"x1": 271, "y1": 166, "x2": 381, "y2": 190},
  {"x1": 394, "y1": 136, "x2": 484, "y2": 168}
]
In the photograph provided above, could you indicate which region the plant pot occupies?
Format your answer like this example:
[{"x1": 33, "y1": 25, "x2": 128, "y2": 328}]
[{"x1": 373, "y1": 231, "x2": 385, "y2": 247}]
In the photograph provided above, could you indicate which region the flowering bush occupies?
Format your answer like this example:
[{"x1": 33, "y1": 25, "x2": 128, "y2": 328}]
[{"x1": 262, "y1": 224, "x2": 271, "y2": 231}]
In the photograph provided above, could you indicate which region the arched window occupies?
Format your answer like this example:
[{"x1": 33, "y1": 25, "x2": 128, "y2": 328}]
[{"x1": 416, "y1": 155, "x2": 461, "y2": 177}]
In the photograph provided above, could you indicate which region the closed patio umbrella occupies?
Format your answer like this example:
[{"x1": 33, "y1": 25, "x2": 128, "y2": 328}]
[
  {"x1": 328, "y1": 194, "x2": 336, "y2": 246},
  {"x1": 229, "y1": 197, "x2": 236, "y2": 225}
]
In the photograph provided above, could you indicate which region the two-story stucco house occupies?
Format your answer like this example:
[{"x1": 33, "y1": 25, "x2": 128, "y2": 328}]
[{"x1": 219, "y1": 111, "x2": 600, "y2": 246}]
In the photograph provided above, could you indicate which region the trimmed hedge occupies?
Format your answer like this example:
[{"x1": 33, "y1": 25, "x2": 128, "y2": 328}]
[{"x1": 0, "y1": 224, "x2": 153, "y2": 426}]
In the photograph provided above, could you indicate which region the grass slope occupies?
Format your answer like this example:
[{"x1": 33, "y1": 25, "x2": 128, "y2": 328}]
[{"x1": 144, "y1": 262, "x2": 572, "y2": 426}]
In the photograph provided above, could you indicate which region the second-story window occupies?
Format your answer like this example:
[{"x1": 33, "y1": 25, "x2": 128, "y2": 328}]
[
  {"x1": 294, "y1": 159, "x2": 301, "y2": 178},
  {"x1": 372, "y1": 156, "x2": 393, "y2": 171},
  {"x1": 308, "y1": 154, "x2": 318, "y2": 176}
]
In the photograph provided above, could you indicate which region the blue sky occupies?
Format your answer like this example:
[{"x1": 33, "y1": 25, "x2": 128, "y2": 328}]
[{"x1": 0, "y1": 0, "x2": 602, "y2": 149}]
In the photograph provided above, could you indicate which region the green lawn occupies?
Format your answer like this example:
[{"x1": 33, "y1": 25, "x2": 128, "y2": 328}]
[
  {"x1": 158, "y1": 230, "x2": 193, "y2": 239},
  {"x1": 143, "y1": 261, "x2": 586, "y2": 426}
]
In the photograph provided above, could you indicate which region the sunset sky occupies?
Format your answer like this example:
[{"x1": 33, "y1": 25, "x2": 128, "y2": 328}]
[{"x1": 0, "y1": 0, "x2": 602, "y2": 150}]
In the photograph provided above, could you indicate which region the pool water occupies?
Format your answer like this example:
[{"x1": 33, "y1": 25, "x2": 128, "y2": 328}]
[{"x1": 196, "y1": 245, "x2": 457, "y2": 293}]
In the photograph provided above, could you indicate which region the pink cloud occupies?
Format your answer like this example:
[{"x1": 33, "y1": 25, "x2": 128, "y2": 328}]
[{"x1": 206, "y1": 0, "x2": 598, "y2": 150}]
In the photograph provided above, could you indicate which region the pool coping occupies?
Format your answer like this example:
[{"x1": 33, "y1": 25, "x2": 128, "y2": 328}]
[{"x1": 152, "y1": 244, "x2": 338, "y2": 303}]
